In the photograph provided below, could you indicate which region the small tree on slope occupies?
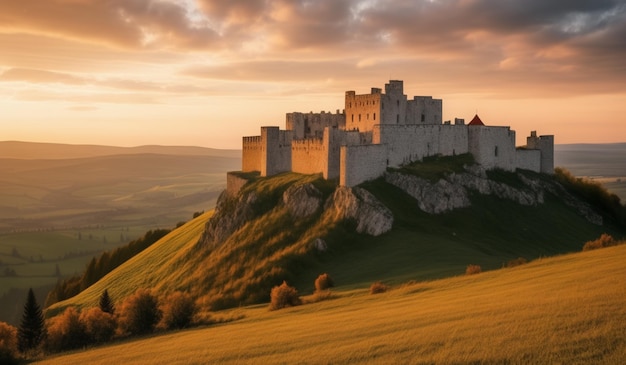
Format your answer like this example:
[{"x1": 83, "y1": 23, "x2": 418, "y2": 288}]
[
  {"x1": 99, "y1": 289, "x2": 115, "y2": 314},
  {"x1": 18, "y1": 288, "x2": 45, "y2": 353}
]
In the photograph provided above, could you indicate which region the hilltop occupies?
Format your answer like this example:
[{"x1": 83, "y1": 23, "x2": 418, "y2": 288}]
[
  {"x1": 47, "y1": 153, "x2": 625, "y2": 316},
  {"x1": 37, "y1": 243, "x2": 626, "y2": 364},
  {"x1": 0, "y1": 141, "x2": 240, "y2": 159}
]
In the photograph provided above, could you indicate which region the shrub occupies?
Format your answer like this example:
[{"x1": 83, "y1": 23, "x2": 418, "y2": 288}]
[
  {"x1": 45, "y1": 307, "x2": 88, "y2": 352},
  {"x1": 79, "y1": 308, "x2": 116, "y2": 344},
  {"x1": 369, "y1": 281, "x2": 389, "y2": 294},
  {"x1": 506, "y1": 257, "x2": 528, "y2": 268},
  {"x1": 314, "y1": 273, "x2": 334, "y2": 292},
  {"x1": 466, "y1": 264, "x2": 482, "y2": 275},
  {"x1": 160, "y1": 292, "x2": 196, "y2": 330},
  {"x1": 583, "y1": 233, "x2": 616, "y2": 251},
  {"x1": 0, "y1": 322, "x2": 18, "y2": 364},
  {"x1": 269, "y1": 281, "x2": 301, "y2": 311},
  {"x1": 118, "y1": 289, "x2": 162, "y2": 336}
]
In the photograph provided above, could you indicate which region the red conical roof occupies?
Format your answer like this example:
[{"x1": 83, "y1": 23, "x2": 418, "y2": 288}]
[{"x1": 468, "y1": 114, "x2": 485, "y2": 126}]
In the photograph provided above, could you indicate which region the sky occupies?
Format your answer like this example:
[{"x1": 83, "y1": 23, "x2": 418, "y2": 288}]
[{"x1": 1, "y1": 0, "x2": 625, "y2": 149}]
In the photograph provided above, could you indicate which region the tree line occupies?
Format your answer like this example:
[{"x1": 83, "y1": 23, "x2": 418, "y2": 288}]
[{"x1": 45, "y1": 229, "x2": 171, "y2": 307}]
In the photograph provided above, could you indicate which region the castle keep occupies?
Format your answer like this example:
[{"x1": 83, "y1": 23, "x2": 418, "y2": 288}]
[{"x1": 240, "y1": 80, "x2": 554, "y2": 187}]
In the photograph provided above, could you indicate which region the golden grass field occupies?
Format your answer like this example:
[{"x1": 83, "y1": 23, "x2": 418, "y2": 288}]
[{"x1": 37, "y1": 244, "x2": 626, "y2": 364}]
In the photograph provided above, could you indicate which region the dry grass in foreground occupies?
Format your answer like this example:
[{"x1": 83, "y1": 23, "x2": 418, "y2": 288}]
[{"x1": 35, "y1": 245, "x2": 626, "y2": 364}]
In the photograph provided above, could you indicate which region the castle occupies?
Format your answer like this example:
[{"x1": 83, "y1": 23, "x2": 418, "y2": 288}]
[{"x1": 239, "y1": 80, "x2": 554, "y2": 187}]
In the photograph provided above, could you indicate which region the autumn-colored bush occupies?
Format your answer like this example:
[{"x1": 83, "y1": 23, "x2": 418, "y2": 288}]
[
  {"x1": 314, "y1": 273, "x2": 334, "y2": 292},
  {"x1": 45, "y1": 307, "x2": 87, "y2": 352},
  {"x1": 79, "y1": 307, "x2": 116, "y2": 344},
  {"x1": 0, "y1": 321, "x2": 18, "y2": 364},
  {"x1": 583, "y1": 233, "x2": 617, "y2": 251},
  {"x1": 269, "y1": 281, "x2": 301, "y2": 311},
  {"x1": 506, "y1": 257, "x2": 528, "y2": 268},
  {"x1": 118, "y1": 289, "x2": 162, "y2": 336},
  {"x1": 369, "y1": 281, "x2": 389, "y2": 294},
  {"x1": 466, "y1": 264, "x2": 482, "y2": 275},
  {"x1": 160, "y1": 291, "x2": 196, "y2": 330}
]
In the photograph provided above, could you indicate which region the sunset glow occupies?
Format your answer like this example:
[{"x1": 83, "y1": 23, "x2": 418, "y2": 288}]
[{"x1": 1, "y1": 0, "x2": 625, "y2": 149}]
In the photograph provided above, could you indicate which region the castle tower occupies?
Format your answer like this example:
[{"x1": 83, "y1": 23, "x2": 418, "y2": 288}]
[{"x1": 527, "y1": 131, "x2": 554, "y2": 174}]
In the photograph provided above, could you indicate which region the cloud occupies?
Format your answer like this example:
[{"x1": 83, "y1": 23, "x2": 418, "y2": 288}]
[
  {"x1": 1, "y1": 0, "x2": 625, "y2": 98},
  {"x1": 0, "y1": 68, "x2": 87, "y2": 84},
  {"x1": 0, "y1": 0, "x2": 220, "y2": 49}
]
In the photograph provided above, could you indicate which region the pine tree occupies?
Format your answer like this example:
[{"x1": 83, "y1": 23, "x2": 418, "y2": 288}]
[
  {"x1": 99, "y1": 289, "x2": 115, "y2": 314},
  {"x1": 18, "y1": 288, "x2": 45, "y2": 353}
]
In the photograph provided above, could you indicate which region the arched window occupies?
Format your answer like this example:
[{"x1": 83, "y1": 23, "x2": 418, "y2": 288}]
[
  {"x1": 373, "y1": 113, "x2": 376, "y2": 121},
  {"x1": 495, "y1": 146, "x2": 499, "y2": 156}
]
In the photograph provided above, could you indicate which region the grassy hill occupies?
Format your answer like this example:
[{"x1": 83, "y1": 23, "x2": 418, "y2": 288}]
[
  {"x1": 36, "y1": 244, "x2": 626, "y2": 364},
  {"x1": 47, "y1": 158, "x2": 624, "y2": 317}
]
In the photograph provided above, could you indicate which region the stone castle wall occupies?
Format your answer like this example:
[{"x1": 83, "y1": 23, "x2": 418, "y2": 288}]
[
  {"x1": 286, "y1": 111, "x2": 345, "y2": 139},
  {"x1": 226, "y1": 172, "x2": 249, "y2": 196},
  {"x1": 468, "y1": 126, "x2": 516, "y2": 171},
  {"x1": 374, "y1": 124, "x2": 469, "y2": 167},
  {"x1": 340, "y1": 144, "x2": 388, "y2": 187},
  {"x1": 516, "y1": 149, "x2": 541, "y2": 172},
  {"x1": 242, "y1": 136, "x2": 262, "y2": 172},
  {"x1": 291, "y1": 137, "x2": 326, "y2": 176}
]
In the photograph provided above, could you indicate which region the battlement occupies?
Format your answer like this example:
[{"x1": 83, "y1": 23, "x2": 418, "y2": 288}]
[
  {"x1": 385, "y1": 80, "x2": 404, "y2": 95},
  {"x1": 286, "y1": 111, "x2": 345, "y2": 139}
]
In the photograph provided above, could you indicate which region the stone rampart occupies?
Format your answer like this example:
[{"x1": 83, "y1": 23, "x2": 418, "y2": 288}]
[
  {"x1": 340, "y1": 144, "x2": 388, "y2": 187},
  {"x1": 468, "y1": 126, "x2": 516, "y2": 171},
  {"x1": 242, "y1": 136, "x2": 262, "y2": 172},
  {"x1": 515, "y1": 149, "x2": 541, "y2": 172},
  {"x1": 226, "y1": 172, "x2": 249, "y2": 196},
  {"x1": 374, "y1": 124, "x2": 468, "y2": 167},
  {"x1": 291, "y1": 138, "x2": 327, "y2": 176}
]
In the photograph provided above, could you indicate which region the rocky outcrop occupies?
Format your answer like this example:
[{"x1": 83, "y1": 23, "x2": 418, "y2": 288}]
[
  {"x1": 198, "y1": 190, "x2": 257, "y2": 248},
  {"x1": 282, "y1": 183, "x2": 323, "y2": 219},
  {"x1": 325, "y1": 186, "x2": 394, "y2": 236},
  {"x1": 385, "y1": 170, "x2": 543, "y2": 214},
  {"x1": 385, "y1": 168, "x2": 603, "y2": 225}
]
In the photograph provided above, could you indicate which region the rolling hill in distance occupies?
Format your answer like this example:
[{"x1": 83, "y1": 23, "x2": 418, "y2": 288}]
[
  {"x1": 0, "y1": 141, "x2": 240, "y2": 159},
  {"x1": 0, "y1": 141, "x2": 240, "y2": 325}
]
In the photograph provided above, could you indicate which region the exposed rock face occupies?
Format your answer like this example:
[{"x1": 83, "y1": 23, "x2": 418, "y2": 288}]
[
  {"x1": 385, "y1": 168, "x2": 602, "y2": 225},
  {"x1": 198, "y1": 190, "x2": 257, "y2": 248},
  {"x1": 326, "y1": 186, "x2": 394, "y2": 236},
  {"x1": 282, "y1": 183, "x2": 323, "y2": 219},
  {"x1": 385, "y1": 171, "x2": 543, "y2": 214}
]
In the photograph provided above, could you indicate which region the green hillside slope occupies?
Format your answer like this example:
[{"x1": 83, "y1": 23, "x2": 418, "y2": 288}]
[
  {"x1": 36, "y1": 244, "x2": 626, "y2": 364},
  {"x1": 46, "y1": 212, "x2": 213, "y2": 316},
  {"x1": 48, "y1": 161, "x2": 624, "y2": 317}
]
